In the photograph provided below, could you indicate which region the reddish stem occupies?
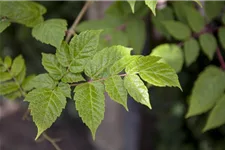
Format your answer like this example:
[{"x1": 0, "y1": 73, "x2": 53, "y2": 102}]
[{"x1": 216, "y1": 47, "x2": 225, "y2": 70}]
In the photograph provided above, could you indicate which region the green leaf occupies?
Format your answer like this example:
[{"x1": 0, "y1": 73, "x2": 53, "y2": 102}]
[
  {"x1": 5, "y1": 91, "x2": 22, "y2": 100},
  {"x1": 105, "y1": 75, "x2": 128, "y2": 110},
  {"x1": 15, "y1": 65, "x2": 26, "y2": 84},
  {"x1": 162, "y1": 21, "x2": 191, "y2": 40},
  {"x1": 0, "y1": 72, "x2": 11, "y2": 82},
  {"x1": 110, "y1": 55, "x2": 140, "y2": 75},
  {"x1": 199, "y1": 33, "x2": 217, "y2": 60},
  {"x1": 127, "y1": 0, "x2": 136, "y2": 13},
  {"x1": 4, "y1": 56, "x2": 12, "y2": 69},
  {"x1": 32, "y1": 19, "x2": 67, "y2": 48},
  {"x1": 85, "y1": 45, "x2": 131, "y2": 79},
  {"x1": 145, "y1": 0, "x2": 157, "y2": 16},
  {"x1": 68, "y1": 30, "x2": 102, "y2": 73},
  {"x1": 0, "y1": 81, "x2": 19, "y2": 95},
  {"x1": 61, "y1": 72, "x2": 85, "y2": 83},
  {"x1": 139, "y1": 63, "x2": 181, "y2": 90},
  {"x1": 0, "y1": 1, "x2": 46, "y2": 27},
  {"x1": 74, "y1": 82, "x2": 105, "y2": 139},
  {"x1": 205, "y1": 1, "x2": 224, "y2": 22},
  {"x1": 124, "y1": 74, "x2": 151, "y2": 109},
  {"x1": 56, "y1": 42, "x2": 71, "y2": 67},
  {"x1": 193, "y1": 0, "x2": 202, "y2": 7},
  {"x1": 203, "y1": 94, "x2": 225, "y2": 132},
  {"x1": 57, "y1": 82, "x2": 71, "y2": 98},
  {"x1": 222, "y1": 13, "x2": 225, "y2": 25},
  {"x1": 185, "y1": 6, "x2": 204, "y2": 32},
  {"x1": 126, "y1": 55, "x2": 161, "y2": 74},
  {"x1": 172, "y1": 1, "x2": 189, "y2": 23},
  {"x1": 42, "y1": 53, "x2": 66, "y2": 80},
  {"x1": 218, "y1": 27, "x2": 225, "y2": 50},
  {"x1": 186, "y1": 66, "x2": 225, "y2": 118},
  {"x1": 11, "y1": 55, "x2": 25, "y2": 76},
  {"x1": 32, "y1": 73, "x2": 57, "y2": 89},
  {"x1": 151, "y1": 44, "x2": 184, "y2": 72},
  {"x1": 22, "y1": 75, "x2": 36, "y2": 91},
  {"x1": 125, "y1": 17, "x2": 146, "y2": 54},
  {"x1": 184, "y1": 38, "x2": 200, "y2": 66},
  {"x1": 0, "y1": 20, "x2": 11, "y2": 33},
  {"x1": 25, "y1": 88, "x2": 66, "y2": 139}
]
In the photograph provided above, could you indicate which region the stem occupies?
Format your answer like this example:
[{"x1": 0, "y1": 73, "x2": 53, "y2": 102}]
[
  {"x1": 216, "y1": 47, "x2": 225, "y2": 70},
  {"x1": 70, "y1": 73, "x2": 128, "y2": 86},
  {"x1": 65, "y1": 1, "x2": 93, "y2": 42},
  {"x1": 42, "y1": 133, "x2": 61, "y2": 150}
]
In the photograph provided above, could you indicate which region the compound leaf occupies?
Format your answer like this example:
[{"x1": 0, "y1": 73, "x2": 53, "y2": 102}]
[
  {"x1": 74, "y1": 82, "x2": 105, "y2": 139},
  {"x1": 25, "y1": 88, "x2": 66, "y2": 139},
  {"x1": 42, "y1": 53, "x2": 66, "y2": 80},
  {"x1": 105, "y1": 75, "x2": 128, "y2": 110},
  {"x1": 124, "y1": 74, "x2": 151, "y2": 109},
  {"x1": 203, "y1": 94, "x2": 225, "y2": 132},
  {"x1": 199, "y1": 33, "x2": 217, "y2": 60},
  {"x1": 184, "y1": 38, "x2": 200, "y2": 66},
  {"x1": 32, "y1": 19, "x2": 67, "y2": 48},
  {"x1": 186, "y1": 66, "x2": 225, "y2": 118}
]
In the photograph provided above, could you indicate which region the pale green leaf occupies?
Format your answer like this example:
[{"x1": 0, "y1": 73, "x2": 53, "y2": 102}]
[
  {"x1": 124, "y1": 74, "x2": 151, "y2": 109},
  {"x1": 32, "y1": 19, "x2": 67, "y2": 48},
  {"x1": 22, "y1": 75, "x2": 36, "y2": 91},
  {"x1": 56, "y1": 42, "x2": 71, "y2": 67},
  {"x1": 61, "y1": 72, "x2": 85, "y2": 83},
  {"x1": 193, "y1": 0, "x2": 202, "y2": 7},
  {"x1": 127, "y1": 0, "x2": 136, "y2": 13},
  {"x1": 85, "y1": 45, "x2": 132, "y2": 79},
  {"x1": 25, "y1": 88, "x2": 66, "y2": 139},
  {"x1": 74, "y1": 82, "x2": 105, "y2": 139},
  {"x1": 139, "y1": 63, "x2": 181, "y2": 90},
  {"x1": 145, "y1": 0, "x2": 157, "y2": 16},
  {"x1": 203, "y1": 94, "x2": 225, "y2": 132},
  {"x1": 68, "y1": 30, "x2": 102, "y2": 73},
  {"x1": 110, "y1": 55, "x2": 140, "y2": 75},
  {"x1": 186, "y1": 66, "x2": 225, "y2": 118},
  {"x1": 0, "y1": 1, "x2": 46, "y2": 27},
  {"x1": 184, "y1": 38, "x2": 200, "y2": 66},
  {"x1": 57, "y1": 82, "x2": 71, "y2": 98},
  {"x1": 125, "y1": 55, "x2": 161, "y2": 74},
  {"x1": 0, "y1": 81, "x2": 19, "y2": 95},
  {"x1": 218, "y1": 27, "x2": 225, "y2": 50},
  {"x1": 0, "y1": 72, "x2": 11, "y2": 82},
  {"x1": 0, "y1": 20, "x2": 11, "y2": 33},
  {"x1": 185, "y1": 6, "x2": 204, "y2": 32},
  {"x1": 199, "y1": 33, "x2": 217, "y2": 60},
  {"x1": 42, "y1": 53, "x2": 66, "y2": 80},
  {"x1": 105, "y1": 75, "x2": 128, "y2": 110},
  {"x1": 162, "y1": 21, "x2": 191, "y2": 40},
  {"x1": 125, "y1": 17, "x2": 146, "y2": 54},
  {"x1": 32, "y1": 73, "x2": 57, "y2": 89},
  {"x1": 151, "y1": 44, "x2": 183, "y2": 72},
  {"x1": 5, "y1": 91, "x2": 22, "y2": 100},
  {"x1": 205, "y1": 1, "x2": 224, "y2": 22},
  {"x1": 11, "y1": 55, "x2": 25, "y2": 76}
]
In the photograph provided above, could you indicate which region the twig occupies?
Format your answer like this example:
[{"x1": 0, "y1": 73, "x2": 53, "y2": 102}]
[
  {"x1": 216, "y1": 47, "x2": 225, "y2": 70},
  {"x1": 65, "y1": 1, "x2": 93, "y2": 42},
  {"x1": 42, "y1": 133, "x2": 62, "y2": 150}
]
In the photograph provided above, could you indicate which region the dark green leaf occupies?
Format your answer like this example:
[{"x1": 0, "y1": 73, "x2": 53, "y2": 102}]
[
  {"x1": 184, "y1": 38, "x2": 200, "y2": 66},
  {"x1": 218, "y1": 27, "x2": 225, "y2": 50},
  {"x1": 205, "y1": 1, "x2": 224, "y2": 22},
  {"x1": 186, "y1": 66, "x2": 225, "y2": 118},
  {"x1": 199, "y1": 33, "x2": 217, "y2": 60}
]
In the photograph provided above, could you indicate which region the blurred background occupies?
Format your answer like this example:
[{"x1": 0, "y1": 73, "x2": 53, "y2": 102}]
[{"x1": 0, "y1": 1, "x2": 225, "y2": 150}]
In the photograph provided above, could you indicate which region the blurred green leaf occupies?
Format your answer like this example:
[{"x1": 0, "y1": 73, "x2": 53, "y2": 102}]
[
  {"x1": 11, "y1": 55, "x2": 25, "y2": 76},
  {"x1": 199, "y1": 33, "x2": 217, "y2": 60},
  {"x1": 0, "y1": 20, "x2": 11, "y2": 33},
  {"x1": 218, "y1": 27, "x2": 225, "y2": 50},
  {"x1": 186, "y1": 66, "x2": 225, "y2": 118},
  {"x1": 145, "y1": 0, "x2": 157, "y2": 16},
  {"x1": 184, "y1": 38, "x2": 200, "y2": 66},
  {"x1": 0, "y1": 81, "x2": 19, "y2": 95},
  {"x1": 205, "y1": 1, "x2": 224, "y2": 22}
]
